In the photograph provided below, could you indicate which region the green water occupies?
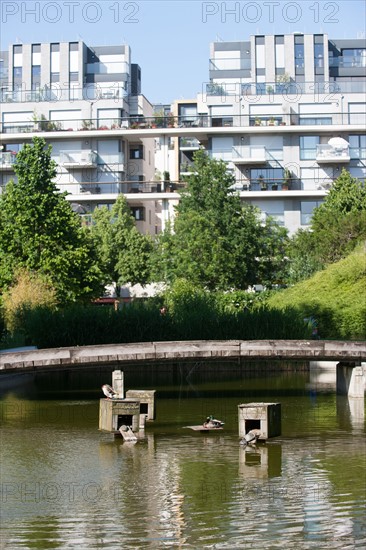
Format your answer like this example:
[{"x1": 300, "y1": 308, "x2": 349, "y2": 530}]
[{"x1": 0, "y1": 365, "x2": 365, "y2": 549}]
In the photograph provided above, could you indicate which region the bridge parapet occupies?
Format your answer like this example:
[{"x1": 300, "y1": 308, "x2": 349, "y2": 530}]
[{"x1": 1, "y1": 340, "x2": 365, "y2": 374}]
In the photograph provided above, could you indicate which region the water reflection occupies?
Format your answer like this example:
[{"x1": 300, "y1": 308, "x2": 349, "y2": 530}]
[{"x1": 0, "y1": 366, "x2": 365, "y2": 548}]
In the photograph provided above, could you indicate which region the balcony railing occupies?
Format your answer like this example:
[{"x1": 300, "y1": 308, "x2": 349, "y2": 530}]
[
  {"x1": 60, "y1": 150, "x2": 97, "y2": 167},
  {"x1": 0, "y1": 85, "x2": 128, "y2": 103},
  {"x1": 316, "y1": 144, "x2": 350, "y2": 163},
  {"x1": 0, "y1": 151, "x2": 17, "y2": 169},
  {"x1": 97, "y1": 152, "x2": 124, "y2": 165},
  {"x1": 232, "y1": 146, "x2": 267, "y2": 164},
  {"x1": 1, "y1": 112, "x2": 365, "y2": 135},
  {"x1": 329, "y1": 56, "x2": 366, "y2": 68},
  {"x1": 180, "y1": 138, "x2": 201, "y2": 148}
]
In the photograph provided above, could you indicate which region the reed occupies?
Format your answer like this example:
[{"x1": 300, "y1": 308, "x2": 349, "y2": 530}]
[{"x1": 19, "y1": 301, "x2": 310, "y2": 348}]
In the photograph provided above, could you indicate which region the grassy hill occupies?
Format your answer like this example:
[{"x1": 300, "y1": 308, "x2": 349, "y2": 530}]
[{"x1": 267, "y1": 247, "x2": 366, "y2": 340}]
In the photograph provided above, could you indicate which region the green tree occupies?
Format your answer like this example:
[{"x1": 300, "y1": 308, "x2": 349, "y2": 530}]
[
  {"x1": 90, "y1": 195, "x2": 153, "y2": 291},
  {"x1": 286, "y1": 169, "x2": 366, "y2": 282},
  {"x1": 0, "y1": 137, "x2": 103, "y2": 302},
  {"x1": 311, "y1": 169, "x2": 366, "y2": 264},
  {"x1": 154, "y1": 150, "x2": 288, "y2": 289}
]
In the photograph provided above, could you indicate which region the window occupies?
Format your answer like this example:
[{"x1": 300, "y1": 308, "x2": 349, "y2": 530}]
[
  {"x1": 131, "y1": 206, "x2": 144, "y2": 221},
  {"x1": 294, "y1": 36, "x2": 304, "y2": 73},
  {"x1": 250, "y1": 168, "x2": 284, "y2": 188},
  {"x1": 300, "y1": 136, "x2": 319, "y2": 160},
  {"x1": 51, "y1": 73, "x2": 60, "y2": 83},
  {"x1": 299, "y1": 117, "x2": 332, "y2": 126},
  {"x1": 69, "y1": 72, "x2": 79, "y2": 82},
  {"x1": 342, "y1": 48, "x2": 366, "y2": 67},
  {"x1": 349, "y1": 135, "x2": 366, "y2": 158},
  {"x1": 301, "y1": 201, "x2": 322, "y2": 225},
  {"x1": 32, "y1": 65, "x2": 41, "y2": 89},
  {"x1": 314, "y1": 42, "x2": 324, "y2": 69},
  {"x1": 13, "y1": 67, "x2": 22, "y2": 79},
  {"x1": 129, "y1": 145, "x2": 143, "y2": 159},
  {"x1": 275, "y1": 35, "x2": 285, "y2": 69}
]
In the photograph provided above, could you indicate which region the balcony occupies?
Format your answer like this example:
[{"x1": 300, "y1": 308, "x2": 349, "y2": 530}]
[
  {"x1": 97, "y1": 152, "x2": 124, "y2": 167},
  {"x1": 0, "y1": 86, "x2": 128, "y2": 104},
  {"x1": 316, "y1": 144, "x2": 350, "y2": 164},
  {"x1": 329, "y1": 55, "x2": 366, "y2": 68},
  {"x1": 60, "y1": 150, "x2": 97, "y2": 168},
  {"x1": 0, "y1": 151, "x2": 17, "y2": 170},
  {"x1": 232, "y1": 146, "x2": 267, "y2": 165},
  {"x1": 180, "y1": 138, "x2": 200, "y2": 149}
]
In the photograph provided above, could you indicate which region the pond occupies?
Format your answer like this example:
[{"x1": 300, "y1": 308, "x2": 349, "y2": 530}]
[{"x1": 0, "y1": 363, "x2": 365, "y2": 549}]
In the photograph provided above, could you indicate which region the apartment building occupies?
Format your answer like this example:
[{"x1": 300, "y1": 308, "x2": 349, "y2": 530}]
[
  {"x1": 1, "y1": 34, "x2": 365, "y2": 236},
  {"x1": 161, "y1": 33, "x2": 365, "y2": 233},
  {"x1": 0, "y1": 40, "x2": 159, "y2": 234}
]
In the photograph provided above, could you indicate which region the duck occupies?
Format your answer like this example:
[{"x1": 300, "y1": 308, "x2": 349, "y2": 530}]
[{"x1": 101, "y1": 384, "x2": 117, "y2": 399}]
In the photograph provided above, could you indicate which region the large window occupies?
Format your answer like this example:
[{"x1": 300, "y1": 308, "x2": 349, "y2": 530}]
[
  {"x1": 342, "y1": 48, "x2": 366, "y2": 67},
  {"x1": 299, "y1": 117, "x2": 331, "y2": 126},
  {"x1": 349, "y1": 135, "x2": 366, "y2": 158},
  {"x1": 314, "y1": 36, "x2": 324, "y2": 70},
  {"x1": 295, "y1": 36, "x2": 304, "y2": 73},
  {"x1": 250, "y1": 168, "x2": 284, "y2": 187},
  {"x1": 32, "y1": 65, "x2": 41, "y2": 89},
  {"x1": 300, "y1": 136, "x2": 320, "y2": 160},
  {"x1": 301, "y1": 201, "x2": 322, "y2": 225}
]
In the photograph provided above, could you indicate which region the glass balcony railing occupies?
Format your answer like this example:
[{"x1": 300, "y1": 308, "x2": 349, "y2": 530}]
[
  {"x1": 0, "y1": 151, "x2": 17, "y2": 168},
  {"x1": 86, "y1": 61, "x2": 129, "y2": 75},
  {"x1": 209, "y1": 58, "x2": 251, "y2": 71},
  {"x1": 232, "y1": 146, "x2": 267, "y2": 163},
  {"x1": 0, "y1": 85, "x2": 128, "y2": 103},
  {"x1": 97, "y1": 152, "x2": 124, "y2": 165},
  {"x1": 59, "y1": 150, "x2": 97, "y2": 167},
  {"x1": 240, "y1": 80, "x2": 366, "y2": 96},
  {"x1": 316, "y1": 144, "x2": 350, "y2": 162},
  {"x1": 180, "y1": 138, "x2": 201, "y2": 148},
  {"x1": 329, "y1": 56, "x2": 366, "y2": 68}
]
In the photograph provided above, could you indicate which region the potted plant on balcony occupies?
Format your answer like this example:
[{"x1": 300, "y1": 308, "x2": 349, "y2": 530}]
[
  {"x1": 258, "y1": 175, "x2": 267, "y2": 190},
  {"x1": 282, "y1": 168, "x2": 292, "y2": 190},
  {"x1": 268, "y1": 117, "x2": 275, "y2": 126},
  {"x1": 81, "y1": 119, "x2": 95, "y2": 131},
  {"x1": 271, "y1": 182, "x2": 278, "y2": 190},
  {"x1": 154, "y1": 110, "x2": 165, "y2": 128},
  {"x1": 254, "y1": 117, "x2": 262, "y2": 126},
  {"x1": 167, "y1": 112, "x2": 176, "y2": 128}
]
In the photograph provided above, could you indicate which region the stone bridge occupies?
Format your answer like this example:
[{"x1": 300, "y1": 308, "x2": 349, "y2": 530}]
[{"x1": 1, "y1": 340, "x2": 365, "y2": 375}]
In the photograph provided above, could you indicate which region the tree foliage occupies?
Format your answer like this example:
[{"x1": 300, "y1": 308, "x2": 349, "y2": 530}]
[
  {"x1": 154, "y1": 150, "x2": 288, "y2": 289},
  {"x1": 1, "y1": 269, "x2": 58, "y2": 332},
  {"x1": 90, "y1": 194, "x2": 153, "y2": 289},
  {"x1": 0, "y1": 137, "x2": 103, "y2": 303},
  {"x1": 285, "y1": 169, "x2": 366, "y2": 282},
  {"x1": 268, "y1": 246, "x2": 366, "y2": 340}
]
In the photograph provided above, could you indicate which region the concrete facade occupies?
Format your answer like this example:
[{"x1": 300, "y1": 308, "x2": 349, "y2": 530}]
[
  {"x1": 0, "y1": 40, "x2": 158, "y2": 234},
  {"x1": 0, "y1": 34, "x2": 365, "y2": 235}
]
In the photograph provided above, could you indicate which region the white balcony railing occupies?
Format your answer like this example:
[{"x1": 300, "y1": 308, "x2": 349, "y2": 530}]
[
  {"x1": 60, "y1": 150, "x2": 97, "y2": 168},
  {"x1": 316, "y1": 144, "x2": 350, "y2": 163}
]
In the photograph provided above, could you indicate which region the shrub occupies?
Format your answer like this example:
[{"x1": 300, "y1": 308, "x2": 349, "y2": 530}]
[{"x1": 2, "y1": 269, "x2": 58, "y2": 333}]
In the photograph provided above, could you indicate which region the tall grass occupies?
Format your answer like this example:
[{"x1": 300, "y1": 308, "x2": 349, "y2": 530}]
[
  {"x1": 267, "y1": 247, "x2": 366, "y2": 340},
  {"x1": 19, "y1": 302, "x2": 310, "y2": 349}
]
